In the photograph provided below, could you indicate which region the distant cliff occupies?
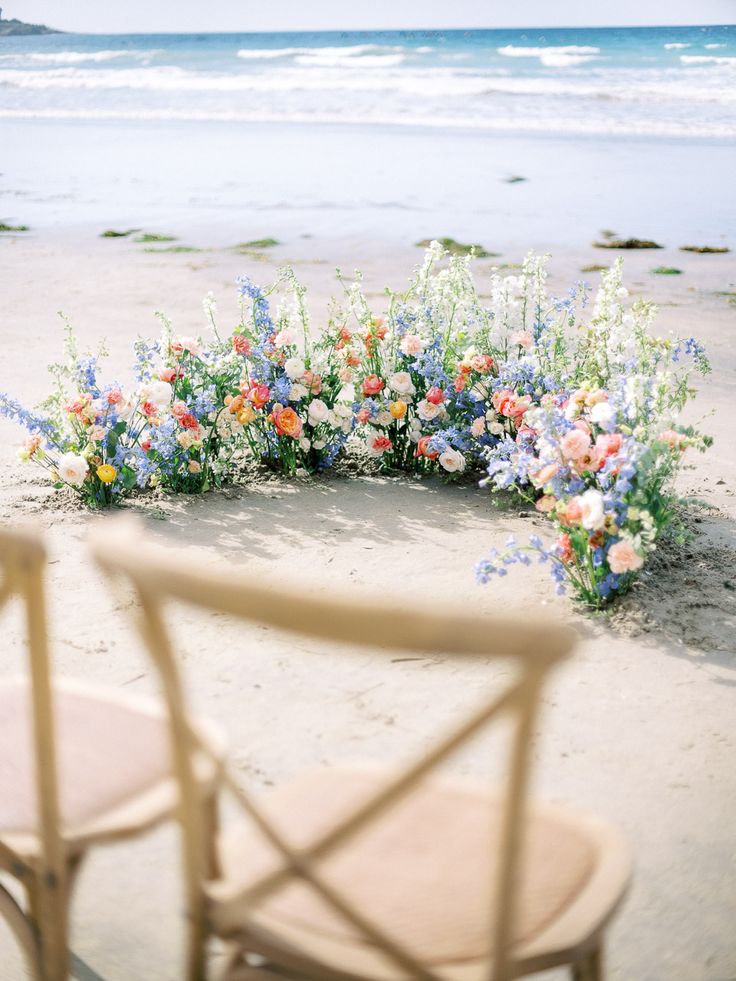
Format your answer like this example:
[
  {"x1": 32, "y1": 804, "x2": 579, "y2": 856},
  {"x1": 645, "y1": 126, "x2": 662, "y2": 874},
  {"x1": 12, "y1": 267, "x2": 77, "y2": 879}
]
[{"x1": 0, "y1": 17, "x2": 62, "y2": 35}]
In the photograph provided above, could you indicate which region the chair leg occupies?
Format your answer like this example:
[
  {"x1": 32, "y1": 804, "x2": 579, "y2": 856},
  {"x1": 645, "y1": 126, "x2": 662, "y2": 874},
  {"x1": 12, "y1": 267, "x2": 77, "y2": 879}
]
[
  {"x1": 29, "y1": 873, "x2": 71, "y2": 981},
  {"x1": 0, "y1": 879, "x2": 44, "y2": 980},
  {"x1": 572, "y1": 942, "x2": 603, "y2": 981},
  {"x1": 203, "y1": 788, "x2": 221, "y2": 881}
]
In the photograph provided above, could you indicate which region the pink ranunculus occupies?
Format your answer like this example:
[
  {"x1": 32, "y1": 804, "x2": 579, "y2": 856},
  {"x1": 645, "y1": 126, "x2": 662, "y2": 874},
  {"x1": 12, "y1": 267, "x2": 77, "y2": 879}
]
[
  {"x1": 470, "y1": 354, "x2": 494, "y2": 374},
  {"x1": 232, "y1": 335, "x2": 252, "y2": 355},
  {"x1": 595, "y1": 432, "x2": 623, "y2": 459},
  {"x1": 171, "y1": 400, "x2": 188, "y2": 418},
  {"x1": 511, "y1": 329, "x2": 534, "y2": 350},
  {"x1": 106, "y1": 388, "x2": 124, "y2": 406},
  {"x1": 533, "y1": 462, "x2": 559, "y2": 486},
  {"x1": 660, "y1": 429, "x2": 687, "y2": 451},
  {"x1": 559, "y1": 497, "x2": 584, "y2": 526},
  {"x1": 470, "y1": 417, "x2": 486, "y2": 437},
  {"x1": 607, "y1": 539, "x2": 644, "y2": 574},
  {"x1": 535, "y1": 495, "x2": 557, "y2": 513},
  {"x1": 426, "y1": 386, "x2": 445, "y2": 405},
  {"x1": 560, "y1": 428, "x2": 591, "y2": 461},
  {"x1": 356, "y1": 408, "x2": 372, "y2": 424},
  {"x1": 399, "y1": 334, "x2": 426, "y2": 356}
]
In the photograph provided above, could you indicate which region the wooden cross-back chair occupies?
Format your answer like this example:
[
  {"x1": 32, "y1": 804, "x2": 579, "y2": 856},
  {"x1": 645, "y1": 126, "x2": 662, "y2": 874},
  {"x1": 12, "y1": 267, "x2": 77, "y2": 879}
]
[
  {"x1": 0, "y1": 525, "x2": 226, "y2": 981},
  {"x1": 91, "y1": 522, "x2": 631, "y2": 981}
]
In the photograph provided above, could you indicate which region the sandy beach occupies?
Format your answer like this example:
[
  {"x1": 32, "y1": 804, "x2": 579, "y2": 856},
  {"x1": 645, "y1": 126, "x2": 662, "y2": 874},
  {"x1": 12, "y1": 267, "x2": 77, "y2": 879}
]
[{"x1": 0, "y1": 224, "x2": 734, "y2": 979}]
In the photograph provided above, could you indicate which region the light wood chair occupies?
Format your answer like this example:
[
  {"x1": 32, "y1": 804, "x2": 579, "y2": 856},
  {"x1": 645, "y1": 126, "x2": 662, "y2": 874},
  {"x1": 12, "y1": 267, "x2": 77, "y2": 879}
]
[
  {"x1": 91, "y1": 522, "x2": 632, "y2": 981},
  {"x1": 0, "y1": 525, "x2": 226, "y2": 981}
]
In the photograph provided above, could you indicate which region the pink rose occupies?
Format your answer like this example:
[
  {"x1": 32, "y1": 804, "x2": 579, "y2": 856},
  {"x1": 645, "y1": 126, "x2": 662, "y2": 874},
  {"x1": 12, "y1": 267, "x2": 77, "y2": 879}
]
[
  {"x1": 607, "y1": 540, "x2": 644, "y2": 574},
  {"x1": 536, "y1": 495, "x2": 557, "y2": 513},
  {"x1": 470, "y1": 417, "x2": 486, "y2": 437},
  {"x1": 171, "y1": 400, "x2": 188, "y2": 418}
]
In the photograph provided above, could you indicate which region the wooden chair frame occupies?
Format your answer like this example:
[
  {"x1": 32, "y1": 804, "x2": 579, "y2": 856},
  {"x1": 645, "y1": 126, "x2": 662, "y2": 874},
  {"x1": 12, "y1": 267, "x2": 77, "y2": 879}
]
[
  {"x1": 0, "y1": 526, "x2": 225, "y2": 980},
  {"x1": 0, "y1": 528, "x2": 70, "y2": 980},
  {"x1": 89, "y1": 522, "x2": 629, "y2": 981}
]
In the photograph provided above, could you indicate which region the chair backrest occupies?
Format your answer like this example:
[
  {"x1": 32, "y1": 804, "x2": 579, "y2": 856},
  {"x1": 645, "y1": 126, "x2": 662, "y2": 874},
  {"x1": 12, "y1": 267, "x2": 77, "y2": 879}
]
[
  {"x1": 0, "y1": 526, "x2": 66, "y2": 899},
  {"x1": 91, "y1": 519, "x2": 575, "y2": 981}
]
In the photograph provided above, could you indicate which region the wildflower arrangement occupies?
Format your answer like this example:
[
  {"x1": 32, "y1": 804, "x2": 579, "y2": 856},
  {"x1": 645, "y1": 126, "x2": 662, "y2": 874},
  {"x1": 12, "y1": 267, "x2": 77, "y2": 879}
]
[
  {"x1": 1, "y1": 324, "x2": 146, "y2": 506},
  {"x1": 334, "y1": 243, "x2": 499, "y2": 475},
  {"x1": 0, "y1": 246, "x2": 710, "y2": 609},
  {"x1": 474, "y1": 258, "x2": 711, "y2": 607}
]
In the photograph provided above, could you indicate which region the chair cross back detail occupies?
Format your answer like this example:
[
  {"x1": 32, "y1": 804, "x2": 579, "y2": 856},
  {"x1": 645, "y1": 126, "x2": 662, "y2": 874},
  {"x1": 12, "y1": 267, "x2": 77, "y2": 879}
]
[{"x1": 92, "y1": 523, "x2": 575, "y2": 981}]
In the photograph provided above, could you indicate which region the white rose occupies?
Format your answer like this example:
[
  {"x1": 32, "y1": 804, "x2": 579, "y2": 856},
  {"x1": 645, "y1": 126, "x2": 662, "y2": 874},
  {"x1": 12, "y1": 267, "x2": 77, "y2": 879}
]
[
  {"x1": 313, "y1": 439, "x2": 326, "y2": 450},
  {"x1": 336, "y1": 383, "x2": 355, "y2": 403},
  {"x1": 289, "y1": 383, "x2": 308, "y2": 401},
  {"x1": 333, "y1": 402, "x2": 353, "y2": 419},
  {"x1": 439, "y1": 448, "x2": 466, "y2": 473},
  {"x1": 284, "y1": 357, "x2": 306, "y2": 380},
  {"x1": 307, "y1": 398, "x2": 329, "y2": 426},
  {"x1": 146, "y1": 381, "x2": 173, "y2": 406},
  {"x1": 388, "y1": 371, "x2": 415, "y2": 396},
  {"x1": 417, "y1": 399, "x2": 441, "y2": 421},
  {"x1": 590, "y1": 401, "x2": 615, "y2": 430},
  {"x1": 299, "y1": 437, "x2": 311, "y2": 452},
  {"x1": 58, "y1": 452, "x2": 89, "y2": 487},
  {"x1": 579, "y1": 489, "x2": 606, "y2": 530},
  {"x1": 375, "y1": 410, "x2": 393, "y2": 426}
]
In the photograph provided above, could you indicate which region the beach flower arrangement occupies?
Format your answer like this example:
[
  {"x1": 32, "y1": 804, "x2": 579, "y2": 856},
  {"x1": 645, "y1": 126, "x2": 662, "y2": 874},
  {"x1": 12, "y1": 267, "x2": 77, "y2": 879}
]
[
  {"x1": 474, "y1": 258, "x2": 711, "y2": 607},
  {"x1": 1, "y1": 324, "x2": 147, "y2": 507},
  {"x1": 0, "y1": 245, "x2": 710, "y2": 609},
  {"x1": 334, "y1": 242, "x2": 500, "y2": 475}
]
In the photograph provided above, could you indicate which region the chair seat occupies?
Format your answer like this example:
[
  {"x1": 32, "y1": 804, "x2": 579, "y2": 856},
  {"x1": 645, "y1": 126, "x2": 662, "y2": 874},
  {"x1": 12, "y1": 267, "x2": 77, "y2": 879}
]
[
  {"x1": 0, "y1": 677, "x2": 224, "y2": 857},
  {"x1": 209, "y1": 768, "x2": 631, "y2": 980}
]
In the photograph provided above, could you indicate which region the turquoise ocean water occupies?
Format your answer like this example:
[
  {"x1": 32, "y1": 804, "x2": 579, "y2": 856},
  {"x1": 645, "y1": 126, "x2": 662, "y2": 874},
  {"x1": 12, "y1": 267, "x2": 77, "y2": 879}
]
[{"x1": 1, "y1": 24, "x2": 734, "y2": 244}]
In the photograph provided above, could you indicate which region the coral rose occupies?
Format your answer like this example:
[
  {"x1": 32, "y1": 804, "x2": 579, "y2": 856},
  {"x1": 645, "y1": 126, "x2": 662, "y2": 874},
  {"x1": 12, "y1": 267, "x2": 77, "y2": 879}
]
[
  {"x1": 362, "y1": 374, "x2": 385, "y2": 396},
  {"x1": 273, "y1": 407, "x2": 303, "y2": 438}
]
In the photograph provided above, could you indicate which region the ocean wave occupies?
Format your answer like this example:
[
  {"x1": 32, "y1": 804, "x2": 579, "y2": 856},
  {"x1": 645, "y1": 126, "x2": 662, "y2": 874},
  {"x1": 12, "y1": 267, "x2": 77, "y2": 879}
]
[
  {"x1": 496, "y1": 44, "x2": 600, "y2": 68},
  {"x1": 1, "y1": 105, "x2": 732, "y2": 138},
  {"x1": 2, "y1": 65, "x2": 734, "y2": 105},
  {"x1": 681, "y1": 55, "x2": 736, "y2": 66},
  {"x1": 293, "y1": 53, "x2": 405, "y2": 68},
  {"x1": 0, "y1": 49, "x2": 162, "y2": 65},
  {"x1": 664, "y1": 43, "x2": 690, "y2": 50},
  {"x1": 236, "y1": 43, "x2": 390, "y2": 60}
]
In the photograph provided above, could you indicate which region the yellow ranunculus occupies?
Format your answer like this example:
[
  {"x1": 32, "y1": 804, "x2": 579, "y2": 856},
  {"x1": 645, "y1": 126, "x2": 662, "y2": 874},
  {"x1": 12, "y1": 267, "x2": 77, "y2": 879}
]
[
  {"x1": 389, "y1": 400, "x2": 407, "y2": 420},
  {"x1": 96, "y1": 464, "x2": 117, "y2": 484}
]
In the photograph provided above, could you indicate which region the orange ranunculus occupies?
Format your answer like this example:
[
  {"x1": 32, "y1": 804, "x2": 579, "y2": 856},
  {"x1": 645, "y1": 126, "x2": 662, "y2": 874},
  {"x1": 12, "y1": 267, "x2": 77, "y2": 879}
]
[
  {"x1": 389, "y1": 400, "x2": 407, "y2": 420},
  {"x1": 415, "y1": 435, "x2": 439, "y2": 460}
]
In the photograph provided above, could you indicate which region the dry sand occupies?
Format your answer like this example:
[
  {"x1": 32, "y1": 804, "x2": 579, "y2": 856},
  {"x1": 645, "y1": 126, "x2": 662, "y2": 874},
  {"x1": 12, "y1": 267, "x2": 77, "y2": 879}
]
[{"x1": 0, "y1": 230, "x2": 735, "y2": 980}]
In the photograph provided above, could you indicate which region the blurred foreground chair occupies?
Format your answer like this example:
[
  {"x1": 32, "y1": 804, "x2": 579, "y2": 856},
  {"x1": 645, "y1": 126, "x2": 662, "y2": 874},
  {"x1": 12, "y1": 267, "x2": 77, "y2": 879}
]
[
  {"x1": 0, "y1": 526, "x2": 226, "y2": 981},
  {"x1": 92, "y1": 523, "x2": 631, "y2": 981}
]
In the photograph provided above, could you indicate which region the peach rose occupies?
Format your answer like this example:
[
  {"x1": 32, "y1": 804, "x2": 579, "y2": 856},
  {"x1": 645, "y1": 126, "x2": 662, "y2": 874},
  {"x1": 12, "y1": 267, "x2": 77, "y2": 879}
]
[
  {"x1": 607, "y1": 539, "x2": 644, "y2": 574},
  {"x1": 560, "y1": 429, "x2": 591, "y2": 461}
]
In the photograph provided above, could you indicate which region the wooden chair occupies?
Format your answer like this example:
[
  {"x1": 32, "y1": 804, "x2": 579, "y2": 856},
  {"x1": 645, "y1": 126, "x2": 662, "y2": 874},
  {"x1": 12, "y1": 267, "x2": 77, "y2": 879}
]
[
  {"x1": 0, "y1": 526, "x2": 226, "y2": 981},
  {"x1": 91, "y1": 522, "x2": 632, "y2": 981}
]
